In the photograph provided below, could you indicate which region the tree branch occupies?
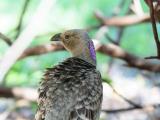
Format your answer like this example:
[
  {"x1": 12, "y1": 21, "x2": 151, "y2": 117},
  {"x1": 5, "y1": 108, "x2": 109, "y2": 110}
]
[
  {"x1": 94, "y1": 12, "x2": 150, "y2": 27},
  {"x1": 97, "y1": 43, "x2": 160, "y2": 72},
  {"x1": 16, "y1": 42, "x2": 160, "y2": 72},
  {"x1": 19, "y1": 43, "x2": 64, "y2": 59},
  {"x1": 0, "y1": 87, "x2": 37, "y2": 102}
]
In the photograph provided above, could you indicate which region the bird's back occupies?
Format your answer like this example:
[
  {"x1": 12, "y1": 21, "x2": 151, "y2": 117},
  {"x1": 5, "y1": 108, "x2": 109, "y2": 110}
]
[{"x1": 35, "y1": 57, "x2": 103, "y2": 120}]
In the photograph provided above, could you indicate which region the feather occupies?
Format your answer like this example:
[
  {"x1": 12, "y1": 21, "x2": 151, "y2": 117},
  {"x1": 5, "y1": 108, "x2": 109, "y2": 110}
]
[{"x1": 35, "y1": 57, "x2": 102, "y2": 120}]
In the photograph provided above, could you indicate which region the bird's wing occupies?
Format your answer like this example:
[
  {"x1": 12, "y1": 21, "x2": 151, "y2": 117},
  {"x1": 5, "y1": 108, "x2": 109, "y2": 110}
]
[
  {"x1": 35, "y1": 66, "x2": 80, "y2": 120},
  {"x1": 69, "y1": 71, "x2": 103, "y2": 120},
  {"x1": 35, "y1": 68, "x2": 60, "y2": 120}
]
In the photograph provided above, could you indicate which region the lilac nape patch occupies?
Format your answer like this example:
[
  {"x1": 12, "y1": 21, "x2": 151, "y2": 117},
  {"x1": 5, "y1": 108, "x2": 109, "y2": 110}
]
[{"x1": 88, "y1": 41, "x2": 96, "y2": 61}]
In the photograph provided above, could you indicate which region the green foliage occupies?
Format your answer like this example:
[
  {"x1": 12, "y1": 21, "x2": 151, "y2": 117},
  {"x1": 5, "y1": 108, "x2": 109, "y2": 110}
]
[{"x1": 121, "y1": 24, "x2": 156, "y2": 56}]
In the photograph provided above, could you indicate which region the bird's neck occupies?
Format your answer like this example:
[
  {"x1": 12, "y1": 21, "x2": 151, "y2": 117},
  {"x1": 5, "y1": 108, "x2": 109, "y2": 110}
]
[
  {"x1": 77, "y1": 52, "x2": 96, "y2": 66},
  {"x1": 71, "y1": 41, "x2": 96, "y2": 66}
]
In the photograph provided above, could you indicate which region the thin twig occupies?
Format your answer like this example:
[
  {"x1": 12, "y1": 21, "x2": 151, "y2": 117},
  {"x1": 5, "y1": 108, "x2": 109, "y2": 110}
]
[
  {"x1": 102, "y1": 106, "x2": 140, "y2": 113},
  {"x1": 102, "y1": 80, "x2": 160, "y2": 113},
  {"x1": 14, "y1": 0, "x2": 30, "y2": 39},
  {"x1": 147, "y1": 0, "x2": 160, "y2": 57},
  {"x1": 107, "y1": 83, "x2": 142, "y2": 108},
  {"x1": 105, "y1": 34, "x2": 119, "y2": 45},
  {"x1": 102, "y1": 103, "x2": 160, "y2": 113},
  {"x1": 0, "y1": 32, "x2": 12, "y2": 45}
]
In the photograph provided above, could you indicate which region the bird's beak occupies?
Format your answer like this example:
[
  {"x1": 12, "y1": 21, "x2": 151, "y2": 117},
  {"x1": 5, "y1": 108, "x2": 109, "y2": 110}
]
[{"x1": 50, "y1": 33, "x2": 61, "y2": 41}]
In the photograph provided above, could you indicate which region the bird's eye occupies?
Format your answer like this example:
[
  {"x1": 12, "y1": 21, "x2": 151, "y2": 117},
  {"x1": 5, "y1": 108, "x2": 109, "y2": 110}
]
[{"x1": 65, "y1": 35, "x2": 70, "y2": 39}]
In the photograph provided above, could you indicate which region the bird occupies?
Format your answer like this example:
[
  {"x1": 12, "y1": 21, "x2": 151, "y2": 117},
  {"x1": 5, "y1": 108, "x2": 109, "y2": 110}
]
[{"x1": 35, "y1": 29, "x2": 103, "y2": 120}]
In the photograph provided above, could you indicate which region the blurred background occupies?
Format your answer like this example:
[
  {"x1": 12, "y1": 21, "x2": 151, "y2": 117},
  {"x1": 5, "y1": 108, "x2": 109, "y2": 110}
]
[{"x1": 0, "y1": 0, "x2": 160, "y2": 120}]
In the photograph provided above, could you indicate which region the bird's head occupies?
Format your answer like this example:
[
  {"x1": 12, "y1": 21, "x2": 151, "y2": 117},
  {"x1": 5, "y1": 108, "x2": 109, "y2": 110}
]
[{"x1": 51, "y1": 29, "x2": 96, "y2": 66}]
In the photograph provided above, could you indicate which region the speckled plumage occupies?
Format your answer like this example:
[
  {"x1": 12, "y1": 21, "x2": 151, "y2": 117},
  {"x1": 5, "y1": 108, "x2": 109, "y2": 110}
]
[{"x1": 35, "y1": 29, "x2": 103, "y2": 120}]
